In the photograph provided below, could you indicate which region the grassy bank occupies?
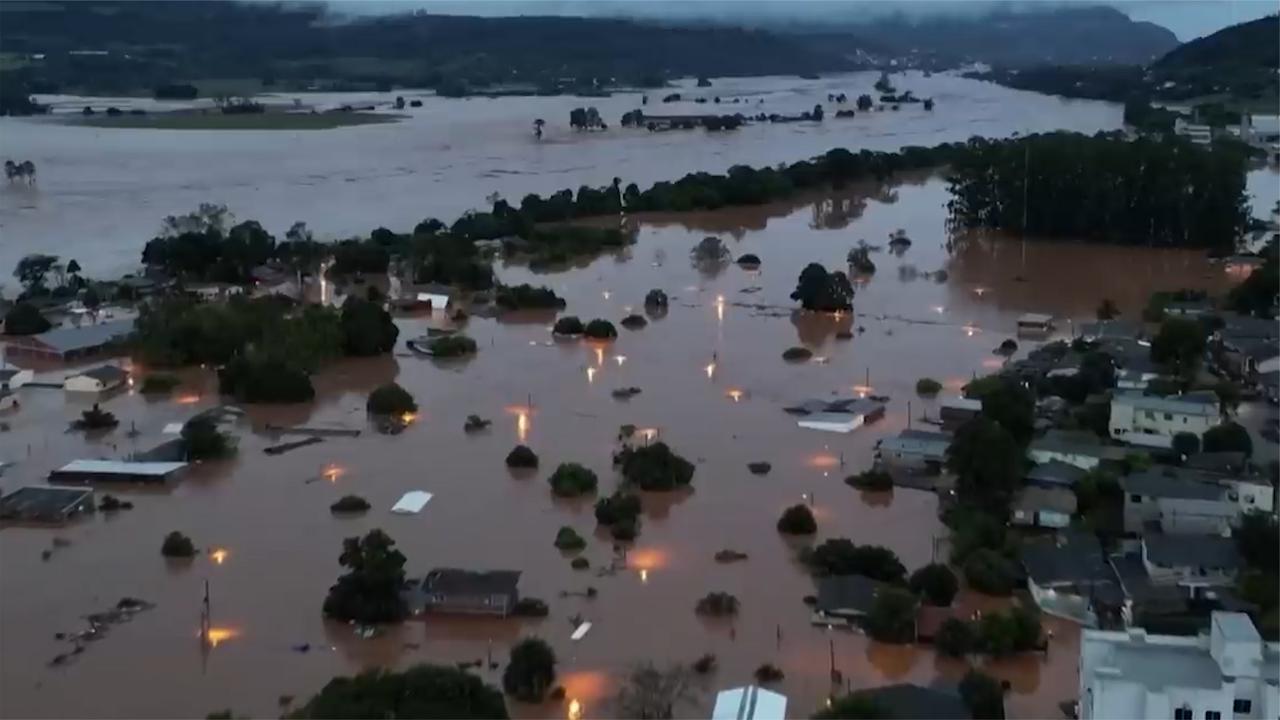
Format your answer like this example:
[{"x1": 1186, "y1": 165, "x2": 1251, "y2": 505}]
[{"x1": 79, "y1": 111, "x2": 400, "y2": 131}]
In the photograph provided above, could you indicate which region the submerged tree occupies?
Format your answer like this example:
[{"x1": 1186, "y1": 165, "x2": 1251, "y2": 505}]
[
  {"x1": 322, "y1": 529, "x2": 408, "y2": 624},
  {"x1": 790, "y1": 263, "x2": 854, "y2": 312},
  {"x1": 502, "y1": 638, "x2": 557, "y2": 702},
  {"x1": 613, "y1": 663, "x2": 696, "y2": 719}
]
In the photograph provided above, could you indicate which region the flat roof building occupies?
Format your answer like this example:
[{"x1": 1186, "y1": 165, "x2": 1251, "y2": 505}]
[
  {"x1": 5, "y1": 319, "x2": 135, "y2": 361},
  {"x1": 0, "y1": 486, "x2": 94, "y2": 523},
  {"x1": 49, "y1": 459, "x2": 186, "y2": 484}
]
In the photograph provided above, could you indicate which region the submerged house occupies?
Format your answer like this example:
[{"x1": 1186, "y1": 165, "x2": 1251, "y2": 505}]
[
  {"x1": 1011, "y1": 485, "x2": 1077, "y2": 528},
  {"x1": 0, "y1": 486, "x2": 95, "y2": 523},
  {"x1": 408, "y1": 568, "x2": 521, "y2": 617},
  {"x1": 64, "y1": 365, "x2": 129, "y2": 393},
  {"x1": 938, "y1": 396, "x2": 981, "y2": 432},
  {"x1": 875, "y1": 429, "x2": 950, "y2": 470},
  {"x1": 1028, "y1": 429, "x2": 1129, "y2": 471},
  {"x1": 811, "y1": 575, "x2": 893, "y2": 628},
  {"x1": 5, "y1": 318, "x2": 135, "y2": 362}
]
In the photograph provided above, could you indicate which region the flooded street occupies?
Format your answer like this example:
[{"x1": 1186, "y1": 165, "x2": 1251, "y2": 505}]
[
  {"x1": 0, "y1": 71, "x2": 1130, "y2": 277},
  {"x1": 0, "y1": 168, "x2": 1245, "y2": 718}
]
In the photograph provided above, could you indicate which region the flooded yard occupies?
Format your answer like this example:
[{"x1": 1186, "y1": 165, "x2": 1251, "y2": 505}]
[{"x1": 0, "y1": 173, "x2": 1243, "y2": 718}]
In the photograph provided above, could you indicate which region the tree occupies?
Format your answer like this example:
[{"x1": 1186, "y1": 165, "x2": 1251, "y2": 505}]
[
  {"x1": 1171, "y1": 431, "x2": 1200, "y2": 458},
  {"x1": 181, "y1": 416, "x2": 234, "y2": 459},
  {"x1": 845, "y1": 469, "x2": 892, "y2": 491},
  {"x1": 74, "y1": 403, "x2": 119, "y2": 430},
  {"x1": 694, "y1": 592, "x2": 739, "y2": 616},
  {"x1": 548, "y1": 462, "x2": 598, "y2": 497},
  {"x1": 554, "y1": 526, "x2": 586, "y2": 551},
  {"x1": 553, "y1": 316, "x2": 584, "y2": 335},
  {"x1": 502, "y1": 638, "x2": 556, "y2": 702},
  {"x1": 946, "y1": 418, "x2": 1024, "y2": 514},
  {"x1": 812, "y1": 693, "x2": 888, "y2": 719},
  {"x1": 322, "y1": 529, "x2": 408, "y2": 624},
  {"x1": 423, "y1": 335, "x2": 477, "y2": 358},
  {"x1": 505, "y1": 445, "x2": 539, "y2": 468},
  {"x1": 583, "y1": 319, "x2": 618, "y2": 340},
  {"x1": 1202, "y1": 422, "x2": 1253, "y2": 457},
  {"x1": 614, "y1": 663, "x2": 695, "y2": 720},
  {"x1": 66, "y1": 259, "x2": 82, "y2": 277},
  {"x1": 790, "y1": 263, "x2": 853, "y2": 312},
  {"x1": 340, "y1": 296, "x2": 398, "y2": 356},
  {"x1": 1151, "y1": 318, "x2": 1206, "y2": 378},
  {"x1": 13, "y1": 254, "x2": 58, "y2": 293},
  {"x1": 959, "y1": 670, "x2": 1005, "y2": 720},
  {"x1": 1095, "y1": 298, "x2": 1119, "y2": 320},
  {"x1": 856, "y1": 94, "x2": 874, "y2": 111},
  {"x1": 934, "y1": 618, "x2": 975, "y2": 657},
  {"x1": 963, "y1": 549, "x2": 1019, "y2": 596},
  {"x1": 595, "y1": 491, "x2": 641, "y2": 526},
  {"x1": 290, "y1": 664, "x2": 509, "y2": 719},
  {"x1": 533, "y1": 118, "x2": 545, "y2": 139},
  {"x1": 3, "y1": 302, "x2": 51, "y2": 335},
  {"x1": 976, "y1": 377, "x2": 1035, "y2": 446},
  {"x1": 863, "y1": 587, "x2": 916, "y2": 643},
  {"x1": 908, "y1": 563, "x2": 958, "y2": 606},
  {"x1": 616, "y1": 442, "x2": 695, "y2": 491},
  {"x1": 161, "y1": 531, "x2": 196, "y2": 558},
  {"x1": 1213, "y1": 380, "x2": 1241, "y2": 414},
  {"x1": 367, "y1": 383, "x2": 416, "y2": 416},
  {"x1": 804, "y1": 539, "x2": 906, "y2": 583},
  {"x1": 776, "y1": 504, "x2": 817, "y2": 534},
  {"x1": 1235, "y1": 510, "x2": 1278, "y2": 571},
  {"x1": 916, "y1": 377, "x2": 942, "y2": 396},
  {"x1": 218, "y1": 355, "x2": 315, "y2": 403},
  {"x1": 691, "y1": 236, "x2": 729, "y2": 264},
  {"x1": 82, "y1": 285, "x2": 102, "y2": 310},
  {"x1": 330, "y1": 495, "x2": 371, "y2": 514}
]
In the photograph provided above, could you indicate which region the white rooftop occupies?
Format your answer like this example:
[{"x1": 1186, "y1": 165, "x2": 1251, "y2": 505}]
[
  {"x1": 712, "y1": 686, "x2": 787, "y2": 720},
  {"x1": 54, "y1": 460, "x2": 186, "y2": 476}
]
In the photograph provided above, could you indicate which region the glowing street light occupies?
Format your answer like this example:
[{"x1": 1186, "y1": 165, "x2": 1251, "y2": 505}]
[
  {"x1": 727, "y1": 388, "x2": 744, "y2": 402},
  {"x1": 705, "y1": 362, "x2": 716, "y2": 379},
  {"x1": 210, "y1": 548, "x2": 229, "y2": 565},
  {"x1": 586, "y1": 367, "x2": 597, "y2": 384},
  {"x1": 614, "y1": 355, "x2": 627, "y2": 366},
  {"x1": 568, "y1": 699, "x2": 583, "y2": 720}
]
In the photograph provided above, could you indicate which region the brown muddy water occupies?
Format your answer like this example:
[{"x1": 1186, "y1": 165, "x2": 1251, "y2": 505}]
[{"x1": 0, "y1": 173, "x2": 1242, "y2": 719}]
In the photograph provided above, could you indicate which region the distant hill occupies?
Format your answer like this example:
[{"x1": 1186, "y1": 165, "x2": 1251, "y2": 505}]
[{"x1": 1149, "y1": 15, "x2": 1279, "y2": 101}]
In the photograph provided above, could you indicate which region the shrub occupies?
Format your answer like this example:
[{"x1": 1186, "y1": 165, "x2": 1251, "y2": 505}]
[
  {"x1": 570, "y1": 556, "x2": 590, "y2": 570},
  {"x1": 747, "y1": 461, "x2": 772, "y2": 475},
  {"x1": 959, "y1": 670, "x2": 1005, "y2": 719},
  {"x1": 502, "y1": 638, "x2": 557, "y2": 702},
  {"x1": 554, "y1": 526, "x2": 586, "y2": 551},
  {"x1": 781, "y1": 346, "x2": 813, "y2": 361},
  {"x1": 864, "y1": 587, "x2": 917, "y2": 643},
  {"x1": 714, "y1": 549, "x2": 749, "y2": 563},
  {"x1": 99, "y1": 494, "x2": 133, "y2": 511},
  {"x1": 909, "y1": 563, "x2": 959, "y2": 606},
  {"x1": 594, "y1": 491, "x2": 641, "y2": 525},
  {"x1": 753, "y1": 664, "x2": 784, "y2": 684},
  {"x1": 776, "y1": 504, "x2": 817, "y2": 534},
  {"x1": 695, "y1": 592, "x2": 739, "y2": 617},
  {"x1": 935, "y1": 618, "x2": 975, "y2": 657},
  {"x1": 805, "y1": 539, "x2": 906, "y2": 583},
  {"x1": 330, "y1": 495, "x2": 371, "y2": 514},
  {"x1": 505, "y1": 445, "x2": 539, "y2": 469},
  {"x1": 615, "y1": 442, "x2": 695, "y2": 490},
  {"x1": 845, "y1": 469, "x2": 892, "y2": 491},
  {"x1": 552, "y1": 316, "x2": 584, "y2": 336},
  {"x1": 619, "y1": 314, "x2": 648, "y2": 330},
  {"x1": 547, "y1": 463, "x2": 598, "y2": 497},
  {"x1": 916, "y1": 377, "x2": 942, "y2": 396},
  {"x1": 996, "y1": 339, "x2": 1018, "y2": 355},
  {"x1": 367, "y1": 383, "x2": 417, "y2": 415},
  {"x1": 512, "y1": 598, "x2": 549, "y2": 617},
  {"x1": 74, "y1": 403, "x2": 118, "y2": 430},
  {"x1": 494, "y1": 284, "x2": 565, "y2": 310},
  {"x1": 140, "y1": 373, "x2": 181, "y2": 394},
  {"x1": 1203, "y1": 422, "x2": 1253, "y2": 457},
  {"x1": 583, "y1": 319, "x2": 618, "y2": 340},
  {"x1": 692, "y1": 653, "x2": 717, "y2": 674},
  {"x1": 609, "y1": 517, "x2": 639, "y2": 541},
  {"x1": 464, "y1": 415, "x2": 491, "y2": 432},
  {"x1": 964, "y1": 549, "x2": 1019, "y2": 596},
  {"x1": 161, "y1": 531, "x2": 196, "y2": 558},
  {"x1": 181, "y1": 416, "x2": 235, "y2": 460},
  {"x1": 644, "y1": 289, "x2": 668, "y2": 308},
  {"x1": 736, "y1": 253, "x2": 761, "y2": 267},
  {"x1": 424, "y1": 335, "x2": 477, "y2": 358}
]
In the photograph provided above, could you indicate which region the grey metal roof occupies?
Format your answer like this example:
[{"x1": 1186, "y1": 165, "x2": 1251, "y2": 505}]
[
  {"x1": 0, "y1": 369, "x2": 21, "y2": 381},
  {"x1": 1217, "y1": 313, "x2": 1279, "y2": 341},
  {"x1": 815, "y1": 575, "x2": 885, "y2": 615},
  {"x1": 1144, "y1": 534, "x2": 1240, "y2": 570},
  {"x1": 1112, "y1": 391, "x2": 1219, "y2": 417},
  {"x1": 1026, "y1": 460, "x2": 1088, "y2": 487},
  {"x1": 422, "y1": 568, "x2": 520, "y2": 596},
  {"x1": 879, "y1": 429, "x2": 951, "y2": 456},
  {"x1": 1121, "y1": 469, "x2": 1227, "y2": 501},
  {"x1": 1079, "y1": 320, "x2": 1143, "y2": 341},
  {"x1": 854, "y1": 685, "x2": 968, "y2": 720},
  {"x1": 1014, "y1": 485, "x2": 1077, "y2": 515},
  {"x1": 52, "y1": 460, "x2": 186, "y2": 477},
  {"x1": 1031, "y1": 430, "x2": 1129, "y2": 460},
  {"x1": 31, "y1": 319, "x2": 135, "y2": 354},
  {"x1": 1110, "y1": 553, "x2": 1187, "y2": 610},
  {"x1": 78, "y1": 365, "x2": 128, "y2": 384},
  {"x1": 1021, "y1": 532, "x2": 1111, "y2": 586},
  {"x1": 1183, "y1": 452, "x2": 1247, "y2": 476}
]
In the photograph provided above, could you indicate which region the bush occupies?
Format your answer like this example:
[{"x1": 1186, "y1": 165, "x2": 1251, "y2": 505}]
[
  {"x1": 974, "y1": 607, "x2": 1041, "y2": 656},
  {"x1": 464, "y1": 415, "x2": 491, "y2": 432},
  {"x1": 776, "y1": 504, "x2": 817, "y2": 535},
  {"x1": 502, "y1": 638, "x2": 557, "y2": 702},
  {"x1": 909, "y1": 563, "x2": 959, "y2": 606},
  {"x1": 494, "y1": 284, "x2": 565, "y2": 310},
  {"x1": 964, "y1": 549, "x2": 1019, "y2": 596},
  {"x1": 615, "y1": 442, "x2": 695, "y2": 491},
  {"x1": 915, "y1": 377, "x2": 942, "y2": 396},
  {"x1": 845, "y1": 469, "x2": 892, "y2": 491},
  {"x1": 583, "y1": 319, "x2": 617, "y2": 340},
  {"x1": 692, "y1": 653, "x2": 717, "y2": 674},
  {"x1": 367, "y1": 383, "x2": 417, "y2": 415},
  {"x1": 695, "y1": 591, "x2": 740, "y2": 616},
  {"x1": 619, "y1": 314, "x2": 647, "y2": 330},
  {"x1": 512, "y1": 598, "x2": 549, "y2": 617},
  {"x1": 570, "y1": 556, "x2": 590, "y2": 570},
  {"x1": 610, "y1": 517, "x2": 639, "y2": 541},
  {"x1": 547, "y1": 463, "x2": 598, "y2": 497},
  {"x1": 322, "y1": 530, "x2": 408, "y2": 624},
  {"x1": 935, "y1": 618, "x2": 975, "y2": 657},
  {"x1": 181, "y1": 416, "x2": 235, "y2": 460},
  {"x1": 218, "y1": 355, "x2": 314, "y2": 403},
  {"x1": 424, "y1": 335, "x2": 477, "y2": 358},
  {"x1": 340, "y1": 296, "x2": 399, "y2": 356},
  {"x1": 161, "y1": 531, "x2": 196, "y2": 558},
  {"x1": 996, "y1": 339, "x2": 1018, "y2": 355},
  {"x1": 736, "y1": 253, "x2": 761, "y2": 267},
  {"x1": 505, "y1": 445, "x2": 539, "y2": 469},
  {"x1": 140, "y1": 373, "x2": 181, "y2": 394},
  {"x1": 782, "y1": 346, "x2": 813, "y2": 361},
  {"x1": 74, "y1": 403, "x2": 119, "y2": 430},
  {"x1": 1203, "y1": 422, "x2": 1253, "y2": 457},
  {"x1": 554, "y1": 526, "x2": 586, "y2": 551},
  {"x1": 959, "y1": 670, "x2": 1005, "y2": 719},
  {"x1": 747, "y1": 461, "x2": 772, "y2": 475},
  {"x1": 330, "y1": 495, "x2": 371, "y2": 514},
  {"x1": 805, "y1": 539, "x2": 906, "y2": 583},
  {"x1": 290, "y1": 664, "x2": 509, "y2": 720},
  {"x1": 753, "y1": 664, "x2": 784, "y2": 684},
  {"x1": 594, "y1": 491, "x2": 641, "y2": 525},
  {"x1": 644, "y1": 289, "x2": 668, "y2": 308},
  {"x1": 864, "y1": 587, "x2": 917, "y2": 643},
  {"x1": 3, "y1": 303, "x2": 51, "y2": 335},
  {"x1": 552, "y1": 316, "x2": 585, "y2": 336}
]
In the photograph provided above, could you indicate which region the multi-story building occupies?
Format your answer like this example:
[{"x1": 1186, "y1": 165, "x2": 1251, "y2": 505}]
[
  {"x1": 1109, "y1": 392, "x2": 1221, "y2": 449},
  {"x1": 1080, "y1": 612, "x2": 1279, "y2": 719}
]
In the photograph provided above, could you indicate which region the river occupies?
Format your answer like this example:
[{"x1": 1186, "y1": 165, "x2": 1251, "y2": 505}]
[{"x1": 0, "y1": 71, "x2": 1274, "y2": 720}]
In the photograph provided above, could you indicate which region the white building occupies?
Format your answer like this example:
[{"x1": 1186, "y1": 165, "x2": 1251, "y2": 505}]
[
  {"x1": 1174, "y1": 117, "x2": 1213, "y2": 145},
  {"x1": 1120, "y1": 469, "x2": 1240, "y2": 535},
  {"x1": 712, "y1": 686, "x2": 787, "y2": 720},
  {"x1": 64, "y1": 365, "x2": 129, "y2": 393},
  {"x1": 1029, "y1": 429, "x2": 1130, "y2": 471},
  {"x1": 1109, "y1": 392, "x2": 1221, "y2": 449},
  {"x1": 1080, "y1": 612, "x2": 1279, "y2": 720},
  {"x1": 0, "y1": 368, "x2": 33, "y2": 391}
]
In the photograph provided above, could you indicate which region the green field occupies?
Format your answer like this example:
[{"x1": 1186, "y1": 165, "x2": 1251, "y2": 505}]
[{"x1": 78, "y1": 111, "x2": 400, "y2": 131}]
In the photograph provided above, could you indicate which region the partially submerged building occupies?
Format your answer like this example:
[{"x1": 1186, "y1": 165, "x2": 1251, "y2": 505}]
[
  {"x1": 1028, "y1": 429, "x2": 1129, "y2": 471},
  {"x1": 1142, "y1": 534, "x2": 1241, "y2": 601},
  {"x1": 49, "y1": 460, "x2": 186, "y2": 485},
  {"x1": 5, "y1": 319, "x2": 135, "y2": 362},
  {"x1": 875, "y1": 429, "x2": 950, "y2": 470},
  {"x1": 811, "y1": 575, "x2": 892, "y2": 628},
  {"x1": 64, "y1": 365, "x2": 129, "y2": 393},
  {"x1": 1011, "y1": 485, "x2": 1077, "y2": 528},
  {"x1": 0, "y1": 485, "x2": 94, "y2": 523},
  {"x1": 406, "y1": 568, "x2": 521, "y2": 617}
]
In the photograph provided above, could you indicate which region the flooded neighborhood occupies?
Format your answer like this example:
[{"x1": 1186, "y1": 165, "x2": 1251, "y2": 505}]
[{"x1": 1, "y1": 4, "x2": 1278, "y2": 720}]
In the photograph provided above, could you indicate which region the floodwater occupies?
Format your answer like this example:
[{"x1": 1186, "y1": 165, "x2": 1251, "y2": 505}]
[
  {"x1": 0, "y1": 168, "x2": 1245, "y2": 718},
  {"x1": 0, "y1": 70, "x2": 1131, "y2": 277}
]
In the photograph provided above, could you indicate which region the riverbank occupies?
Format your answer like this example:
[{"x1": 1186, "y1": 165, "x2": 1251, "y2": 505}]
[{"x1": 77, "y1": 110, "x2": 400, "y2": 131}]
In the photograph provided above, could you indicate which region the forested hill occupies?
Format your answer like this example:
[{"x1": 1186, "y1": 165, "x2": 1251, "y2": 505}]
[
  {"x1": 1154, "y1": 15, "x2": 1280, "y2": 72},
  {"x1": 0, "y1": 1, "x2": 861, "y2": 97}
]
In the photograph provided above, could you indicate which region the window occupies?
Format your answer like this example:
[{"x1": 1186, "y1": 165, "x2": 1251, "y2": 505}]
[
  {"x1": 1182, "y1": 417, "x2": 1188, "y2": 424},
  {"x1": 1164, "y1": 412, "x2": 1174, "y2": 421},
  {"x1": 1175, "y1": 708, "x2": 1193, "y2": 720},
  {"x1": 1205, "y1": 711, "x2": 1221, "y2": 720},
  {"x1": 1233, "y1": 699, "x2": 1252, "y2": 714},
  {"x1": 1131, "y1": 494, "x2": 1143, "y2": 503},
  {"x1": 1246, "y1": 496, "x2": 1255, "y2": 505}
]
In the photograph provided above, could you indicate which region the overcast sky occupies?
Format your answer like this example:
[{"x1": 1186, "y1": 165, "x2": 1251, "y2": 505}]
[{"x1": 330, "y1": 0, "x2": 1276, "y2": 41}]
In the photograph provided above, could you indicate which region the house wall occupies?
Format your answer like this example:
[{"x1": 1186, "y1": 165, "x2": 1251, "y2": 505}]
[
  {"x1": 1226, "y1": 479, "x2": 1275, "y2": 514},
  {"x1": 1109, "y1": 400, "x2": 1220, "y2": 449},
  {"x1": 426, "y1": 591, "x2": 514, "y2": 616},
  {"x1": 1, "y1": 369, "x2": 33, "y2": 390},
  {"x1": 1141, "y1": 550, "x2": 1236, "y2": 595}
]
